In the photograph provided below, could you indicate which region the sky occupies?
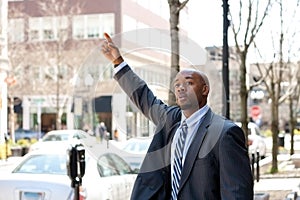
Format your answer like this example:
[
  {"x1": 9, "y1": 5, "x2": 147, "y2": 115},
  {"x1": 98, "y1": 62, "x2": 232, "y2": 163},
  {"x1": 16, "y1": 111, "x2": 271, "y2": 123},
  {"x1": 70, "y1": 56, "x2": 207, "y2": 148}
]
[
  {"x1": 187, "y1": 0, "x2": 300, "y2": 63},
  {"x1": 188, "y1": 0, "x2": 226, "y2": 48}
]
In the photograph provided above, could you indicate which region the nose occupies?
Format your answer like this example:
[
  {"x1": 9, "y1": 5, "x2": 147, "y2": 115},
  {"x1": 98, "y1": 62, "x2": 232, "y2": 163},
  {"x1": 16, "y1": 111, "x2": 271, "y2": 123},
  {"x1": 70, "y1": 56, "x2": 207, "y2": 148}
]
[{"x1": 176, "y1": 83, "x2": 187, "y2": 91}]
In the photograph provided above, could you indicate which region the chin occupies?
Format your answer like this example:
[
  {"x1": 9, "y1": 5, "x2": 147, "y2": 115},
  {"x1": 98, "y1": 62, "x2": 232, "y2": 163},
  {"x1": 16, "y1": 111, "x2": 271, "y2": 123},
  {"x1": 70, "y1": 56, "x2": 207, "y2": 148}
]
[{"x1": 179, "y1": 104, "x2": 190, "y2": 110}]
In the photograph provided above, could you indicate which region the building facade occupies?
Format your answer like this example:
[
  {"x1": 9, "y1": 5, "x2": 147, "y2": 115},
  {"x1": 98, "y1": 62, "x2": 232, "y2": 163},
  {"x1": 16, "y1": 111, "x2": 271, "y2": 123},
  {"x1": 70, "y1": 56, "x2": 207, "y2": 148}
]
[{"x1": 7, "y1": 0, "x2": 196, "y2": 140}]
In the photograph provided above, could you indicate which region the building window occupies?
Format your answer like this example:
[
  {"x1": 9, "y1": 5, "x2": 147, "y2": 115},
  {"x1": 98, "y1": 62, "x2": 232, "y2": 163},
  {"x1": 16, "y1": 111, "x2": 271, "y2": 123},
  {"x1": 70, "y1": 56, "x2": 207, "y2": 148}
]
[
  {"x1": 29, "y1": 18, "x2": 41, "y2": 41},
  {"x1": 43, "y1": 29, "x2": 54, "y2": 40},
  {"x1": 73, "y1": 16, "x2": 84, "y2": 39},
  {"x1": 43, "y1": 17, "x2": 55, "y2": 40},
  {"x1": 86, "y1": 15, "x2": 100, "y2": 38},
  {"x1": 8, "y1": 18, "x2": 25, "y2": 42},
  {"x1": 72, "y1": 13, "x2": 115, "y2": 40},
  {"x1": 29, "y1": 30, "x2": 40, "y2": 41},
  {"x1": 28, "y1": 16, "x2": 68, "y2": 42}
]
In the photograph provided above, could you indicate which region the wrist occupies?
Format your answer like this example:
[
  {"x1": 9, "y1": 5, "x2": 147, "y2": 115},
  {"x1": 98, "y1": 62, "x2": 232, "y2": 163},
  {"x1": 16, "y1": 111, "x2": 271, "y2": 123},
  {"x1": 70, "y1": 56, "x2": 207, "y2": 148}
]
[{"x1": 113, "y1": 56, "x2": 124, "y2": 66}]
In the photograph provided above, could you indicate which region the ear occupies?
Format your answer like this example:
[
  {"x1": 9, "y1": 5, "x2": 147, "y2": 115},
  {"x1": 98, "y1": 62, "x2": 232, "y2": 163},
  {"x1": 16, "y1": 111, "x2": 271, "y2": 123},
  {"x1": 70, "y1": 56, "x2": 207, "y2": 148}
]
[{"x1": 202, "y1": 85, "x2": 209, "y2": 96}]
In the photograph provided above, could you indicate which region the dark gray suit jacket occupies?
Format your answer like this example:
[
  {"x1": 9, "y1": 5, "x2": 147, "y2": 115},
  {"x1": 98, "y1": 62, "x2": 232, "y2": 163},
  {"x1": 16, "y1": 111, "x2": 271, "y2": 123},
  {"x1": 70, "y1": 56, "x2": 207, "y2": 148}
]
[{"x1": 114, "y1": 65, "x2": 254, "y2": 200}]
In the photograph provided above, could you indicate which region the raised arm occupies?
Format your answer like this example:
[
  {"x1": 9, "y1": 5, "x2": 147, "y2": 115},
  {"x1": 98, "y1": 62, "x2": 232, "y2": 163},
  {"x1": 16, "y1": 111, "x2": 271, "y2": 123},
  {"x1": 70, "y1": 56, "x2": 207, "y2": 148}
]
[{"x1": 100, "y1": 33, "x2": 179, "y2": 126}]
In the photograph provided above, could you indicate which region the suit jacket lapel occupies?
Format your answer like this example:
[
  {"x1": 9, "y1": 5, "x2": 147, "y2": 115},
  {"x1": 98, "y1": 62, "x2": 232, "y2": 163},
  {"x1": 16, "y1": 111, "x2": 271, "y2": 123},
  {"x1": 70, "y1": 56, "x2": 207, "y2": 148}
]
[{"x1": 178, "y1": 109, "x2": 213, "y2": 191}]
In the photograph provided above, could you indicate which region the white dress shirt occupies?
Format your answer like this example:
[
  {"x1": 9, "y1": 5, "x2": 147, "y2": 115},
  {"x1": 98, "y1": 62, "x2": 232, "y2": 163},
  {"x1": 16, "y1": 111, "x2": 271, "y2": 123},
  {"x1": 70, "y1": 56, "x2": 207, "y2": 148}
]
[{"x1": 171, "y1": 105, "x2": 209, "y2": 183}]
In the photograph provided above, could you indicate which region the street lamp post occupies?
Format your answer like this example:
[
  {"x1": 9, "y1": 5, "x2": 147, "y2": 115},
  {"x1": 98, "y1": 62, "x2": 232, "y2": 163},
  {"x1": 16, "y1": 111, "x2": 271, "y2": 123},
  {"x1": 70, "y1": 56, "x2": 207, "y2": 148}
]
[
  {"x1": 222, "y1": 0, "x2": 230, "y2": 119},
  {"x1": 5, "y1": 76, "x2": 16, "y2": 144}
]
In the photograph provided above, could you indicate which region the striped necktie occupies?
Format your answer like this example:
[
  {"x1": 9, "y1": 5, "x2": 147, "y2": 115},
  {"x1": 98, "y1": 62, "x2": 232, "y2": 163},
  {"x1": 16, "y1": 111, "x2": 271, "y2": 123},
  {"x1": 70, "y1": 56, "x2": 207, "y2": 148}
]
[{"x1": 171, "y1": 120, "x2": 188, "y2": 200}]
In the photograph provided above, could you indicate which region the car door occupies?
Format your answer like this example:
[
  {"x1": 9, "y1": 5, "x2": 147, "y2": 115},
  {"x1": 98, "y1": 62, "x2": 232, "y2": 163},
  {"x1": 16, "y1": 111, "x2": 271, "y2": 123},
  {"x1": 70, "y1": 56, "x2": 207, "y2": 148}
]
[
  {"x1": 106, "y1": 154, "x2": 137, "y2": 199},
  {"x1": 97, "y1": 154, "x2": 126, "y2": 200}
]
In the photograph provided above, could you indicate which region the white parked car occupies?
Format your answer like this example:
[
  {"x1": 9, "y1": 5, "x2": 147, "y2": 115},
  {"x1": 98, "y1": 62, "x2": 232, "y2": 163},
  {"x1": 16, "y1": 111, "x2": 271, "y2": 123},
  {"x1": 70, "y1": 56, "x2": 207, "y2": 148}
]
[
  {"x1": 29, "y1": 129, "x2": 92, "y2": 152},
  {"x1": 110, "y1": 137, "x2": 152, "y2": 171},
  {"x1": 0, "y1": 144, "x2": 137, "y2": 200},
  {"x1": 235, "y1": 122, "x2": 267, "y2": 159},
  {"x1": 122, "y1": 137, "x2": 152, "y2": 154}
]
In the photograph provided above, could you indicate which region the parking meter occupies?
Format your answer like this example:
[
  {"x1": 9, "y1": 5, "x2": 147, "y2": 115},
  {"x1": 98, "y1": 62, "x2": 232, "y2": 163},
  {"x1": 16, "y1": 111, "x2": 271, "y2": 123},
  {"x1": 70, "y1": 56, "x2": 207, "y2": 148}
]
[
  {"x1": 67, "y1": 143, "x2": 85, "y2": 200},
  {"x1": 76, "y1": 144, "x2": 85, "y2": 179}
]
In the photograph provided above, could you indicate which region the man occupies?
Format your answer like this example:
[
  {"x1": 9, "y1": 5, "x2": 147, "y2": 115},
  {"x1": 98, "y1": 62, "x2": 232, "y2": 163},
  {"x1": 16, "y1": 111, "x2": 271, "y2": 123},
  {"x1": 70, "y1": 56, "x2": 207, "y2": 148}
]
[{"x1": 101, "y1": 33, "x2": 253, "y2": 199}]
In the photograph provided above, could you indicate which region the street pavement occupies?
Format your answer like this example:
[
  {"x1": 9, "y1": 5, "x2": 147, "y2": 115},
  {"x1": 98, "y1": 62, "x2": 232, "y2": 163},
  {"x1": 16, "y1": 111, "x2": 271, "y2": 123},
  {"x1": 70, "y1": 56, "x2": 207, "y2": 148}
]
[
  {"x1": 254, "y1": 134, "x2": 300, "y2": 200},
  {"x1": 254, "y1": 154, "x2": 300, "y2": 199}
]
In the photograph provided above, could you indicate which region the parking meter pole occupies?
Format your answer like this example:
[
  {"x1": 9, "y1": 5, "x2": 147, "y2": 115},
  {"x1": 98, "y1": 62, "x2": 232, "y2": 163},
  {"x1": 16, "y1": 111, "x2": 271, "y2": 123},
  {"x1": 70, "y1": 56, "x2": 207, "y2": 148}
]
[
  {"x1": 256, "y1": 151, "x2": 260, "y2": 182},
  {"x1": 106, "y1": 133, "x2": 109, "y2": 148},
  {"x1": 251, "y1": 152, "x2": 255, "y2": 180},
  {"x1": 74, "y1": 179, "x2": 80, "y2": 200}
]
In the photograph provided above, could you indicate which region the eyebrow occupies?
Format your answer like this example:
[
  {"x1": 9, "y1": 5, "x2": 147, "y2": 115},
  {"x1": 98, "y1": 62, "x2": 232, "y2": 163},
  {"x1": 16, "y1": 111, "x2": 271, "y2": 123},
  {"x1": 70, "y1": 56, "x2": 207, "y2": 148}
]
[{"x1": 173, "y1": 77, "x2": 190, "y2": 85}]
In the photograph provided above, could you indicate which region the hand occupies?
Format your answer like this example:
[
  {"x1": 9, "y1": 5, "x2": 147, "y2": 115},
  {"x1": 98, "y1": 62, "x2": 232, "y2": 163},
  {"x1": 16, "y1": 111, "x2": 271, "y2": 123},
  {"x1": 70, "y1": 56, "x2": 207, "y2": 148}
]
[{"x1": 101, "y1": 33, "x2": 124, "y2": 65}]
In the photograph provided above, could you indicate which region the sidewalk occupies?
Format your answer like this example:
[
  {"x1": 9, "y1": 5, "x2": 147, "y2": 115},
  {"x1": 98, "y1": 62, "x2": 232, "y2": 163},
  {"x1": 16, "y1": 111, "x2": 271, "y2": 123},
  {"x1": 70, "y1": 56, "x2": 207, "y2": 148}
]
[{"x1": 254, "y1": 154, "x2": 300, "y2": 200}]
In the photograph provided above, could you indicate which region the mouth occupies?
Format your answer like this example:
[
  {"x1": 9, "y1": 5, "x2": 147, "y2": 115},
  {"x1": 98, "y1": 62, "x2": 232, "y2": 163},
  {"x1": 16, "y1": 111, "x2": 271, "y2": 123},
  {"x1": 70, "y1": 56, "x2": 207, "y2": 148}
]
[{"x1": 177, "y1": 95, "x2": 188, "y2": 102}]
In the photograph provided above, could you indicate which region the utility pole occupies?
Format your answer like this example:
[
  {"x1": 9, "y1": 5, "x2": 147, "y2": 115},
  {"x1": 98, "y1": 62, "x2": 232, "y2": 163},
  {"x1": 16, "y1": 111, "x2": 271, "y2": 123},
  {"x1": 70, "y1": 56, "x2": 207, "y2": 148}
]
[{"x1": 222, "y1": 0, "x2": 230, "y2": 119}]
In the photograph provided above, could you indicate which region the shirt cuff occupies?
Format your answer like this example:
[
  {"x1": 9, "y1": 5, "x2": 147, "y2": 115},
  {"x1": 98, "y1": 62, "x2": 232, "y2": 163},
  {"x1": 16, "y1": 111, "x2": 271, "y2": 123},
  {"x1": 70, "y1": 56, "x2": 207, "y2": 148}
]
[{"x1": 113, "y1": 61, "x2": 128, "y2": 74}]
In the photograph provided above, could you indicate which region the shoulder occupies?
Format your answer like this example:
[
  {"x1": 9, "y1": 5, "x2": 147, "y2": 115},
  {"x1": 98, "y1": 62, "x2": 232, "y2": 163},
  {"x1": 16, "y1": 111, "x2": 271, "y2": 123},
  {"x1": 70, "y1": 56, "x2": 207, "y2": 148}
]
[{"x1": 210, "y1": 113, "x2": 240, "y2": 131}]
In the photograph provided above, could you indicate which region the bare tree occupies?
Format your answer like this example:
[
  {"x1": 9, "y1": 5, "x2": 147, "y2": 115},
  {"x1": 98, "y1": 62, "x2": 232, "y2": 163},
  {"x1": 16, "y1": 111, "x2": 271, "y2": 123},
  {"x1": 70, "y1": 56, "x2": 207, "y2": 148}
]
[
  {"x1": 252, "y1": 0, "x2": 300, "y2": 172},
  {"x1": 8, "y1": 0, "x2": 89, "y2": 131},
  {"x1": 286, "y1": 62, "x2": 300, "y2": 156},
  {"x1": 168, "y1": 0, "x2": 189, "y2": 105},
  {"x1": 229, "y1": 0, "x2": 272, "y2": 139},
  {"x1": 277, "y1": 0, "x2": 300, "y2": 157},
  {"x1": 35, "y1": 0, "x2": 84, "y2": 129}
]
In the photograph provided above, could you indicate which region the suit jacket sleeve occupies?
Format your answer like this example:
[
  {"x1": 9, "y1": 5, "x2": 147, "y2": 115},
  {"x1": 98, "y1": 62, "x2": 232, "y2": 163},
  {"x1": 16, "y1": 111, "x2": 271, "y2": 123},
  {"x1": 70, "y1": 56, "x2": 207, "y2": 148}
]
[
  {"x1": 114, "y1": 64, "x2": 171, "y2": 126},
  {"x1": 219, "y1": 123, "x2": 254, "y2": 199}
]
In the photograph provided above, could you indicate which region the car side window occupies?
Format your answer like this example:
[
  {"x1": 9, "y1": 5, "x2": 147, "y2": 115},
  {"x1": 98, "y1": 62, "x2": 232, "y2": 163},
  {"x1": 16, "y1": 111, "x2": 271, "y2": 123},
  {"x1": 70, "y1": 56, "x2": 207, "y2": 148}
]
[
  {"x1": 108, "y1": 154, "x2": 132, "y2": 175},
  {"x1": 97, "y1": 155, "x2": 119, "y2": 177}
]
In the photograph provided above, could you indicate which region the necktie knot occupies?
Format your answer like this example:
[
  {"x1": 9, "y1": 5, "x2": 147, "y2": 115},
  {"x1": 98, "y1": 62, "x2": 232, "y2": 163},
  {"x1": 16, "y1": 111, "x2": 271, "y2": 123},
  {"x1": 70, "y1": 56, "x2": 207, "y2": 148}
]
[
  {"x1": 179, "y1": 121, "x2": 188, "y2": 146},
  {"x1": 181, "y1": 120, "x2": 188, "y2": 133}
]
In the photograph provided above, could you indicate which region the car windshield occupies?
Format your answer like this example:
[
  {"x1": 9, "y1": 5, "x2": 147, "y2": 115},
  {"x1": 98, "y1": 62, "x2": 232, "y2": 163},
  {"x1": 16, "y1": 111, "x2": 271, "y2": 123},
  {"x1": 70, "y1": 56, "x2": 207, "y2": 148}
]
[
  {"x1": 13, "y1": 154, "x2": 67, "y2": 175},
  {"x1": 123, "y1": 139, "x2": 151, "y2": 153},
  {"x1": 41, "y1": 131, "x2": 87, "y2": 142},
  {"x1": 42, "y1": 133, "x2": 71, "y2": 141}
]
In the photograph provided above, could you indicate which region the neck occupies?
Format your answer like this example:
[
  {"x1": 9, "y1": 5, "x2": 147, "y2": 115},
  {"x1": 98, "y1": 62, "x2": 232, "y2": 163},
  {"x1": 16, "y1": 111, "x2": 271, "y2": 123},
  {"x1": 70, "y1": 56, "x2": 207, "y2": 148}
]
[
  {"x1": 182, "y1": 109, "x2": 197, "y2": 118},
  {"x1": 182, "y1": 104, "x2": 207, "y2": 118}
]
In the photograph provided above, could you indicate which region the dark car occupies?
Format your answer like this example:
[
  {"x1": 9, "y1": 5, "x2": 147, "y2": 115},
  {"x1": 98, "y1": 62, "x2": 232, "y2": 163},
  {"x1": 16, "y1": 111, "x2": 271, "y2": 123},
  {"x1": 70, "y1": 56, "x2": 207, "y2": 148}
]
[{"x1": 12, "y1": 129, "x2": 44, "y2": 142}]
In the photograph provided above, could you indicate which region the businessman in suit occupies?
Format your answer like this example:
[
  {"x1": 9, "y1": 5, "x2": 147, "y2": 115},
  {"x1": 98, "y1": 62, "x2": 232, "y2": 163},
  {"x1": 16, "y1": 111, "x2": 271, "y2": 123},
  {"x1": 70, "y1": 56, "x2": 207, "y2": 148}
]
[{"x1": 101, "y1": 33, "x2": 253, "y2": 200}]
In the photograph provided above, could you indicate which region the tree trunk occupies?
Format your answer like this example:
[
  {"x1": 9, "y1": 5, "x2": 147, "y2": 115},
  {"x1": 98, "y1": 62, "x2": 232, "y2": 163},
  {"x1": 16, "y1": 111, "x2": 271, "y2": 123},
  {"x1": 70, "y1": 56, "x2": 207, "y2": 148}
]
[
  {"x1": 270, "y1": 95, "x2": 279, "y2": 173},
  {"x1": 168, "y1": 0, "x2": 181, "y2": 106},
  {"x1": 289, "y1": 96, "x2": 295, "y2": 155},
  {"x1": 239, "y1": 53, "x2": 248, "y2": 138}
]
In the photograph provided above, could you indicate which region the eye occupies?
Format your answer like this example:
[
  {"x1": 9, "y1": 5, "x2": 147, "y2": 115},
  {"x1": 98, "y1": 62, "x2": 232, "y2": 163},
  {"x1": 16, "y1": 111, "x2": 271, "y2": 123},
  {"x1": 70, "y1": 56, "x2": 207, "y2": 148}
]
[
  {"x1": 174, "y1": 83, "x2": 180, "y2": 88},
  {"x1": 186, "y1": 81, "x2": 193, "y2": 86}
]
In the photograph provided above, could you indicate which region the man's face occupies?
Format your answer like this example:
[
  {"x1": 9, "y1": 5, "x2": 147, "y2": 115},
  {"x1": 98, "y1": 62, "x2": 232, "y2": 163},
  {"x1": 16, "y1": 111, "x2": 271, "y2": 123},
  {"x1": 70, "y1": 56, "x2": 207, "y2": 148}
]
[{"x1": 173, "y1": 70, "x2": 208, "y2": 112}]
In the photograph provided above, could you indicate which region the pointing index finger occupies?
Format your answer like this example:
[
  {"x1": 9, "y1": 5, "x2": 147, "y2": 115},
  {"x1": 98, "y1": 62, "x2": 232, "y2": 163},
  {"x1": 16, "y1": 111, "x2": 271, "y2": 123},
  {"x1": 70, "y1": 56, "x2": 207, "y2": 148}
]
[{"x1": 104, "y1": 32, "x2": 113, "y2": 43}]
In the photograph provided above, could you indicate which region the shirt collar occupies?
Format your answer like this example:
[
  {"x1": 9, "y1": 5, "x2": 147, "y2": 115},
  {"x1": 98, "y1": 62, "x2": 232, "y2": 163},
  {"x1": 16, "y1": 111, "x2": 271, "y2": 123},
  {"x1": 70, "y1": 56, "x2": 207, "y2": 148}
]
[{"x1": 181, "y1": 105, "x2": 209, "y2": 127}]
